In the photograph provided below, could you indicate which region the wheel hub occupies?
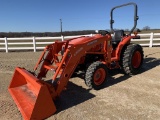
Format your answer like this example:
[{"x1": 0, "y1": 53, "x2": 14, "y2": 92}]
[
  {"x1": 94, "y1": 68, "x2": 106, "y2": 85},
  {"x1": 132, "y1": 51, "x2": 141, "y2": 68}
]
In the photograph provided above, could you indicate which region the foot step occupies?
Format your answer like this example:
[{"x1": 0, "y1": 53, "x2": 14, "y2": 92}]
[{"x1": 44, "y1": 65, "x2": 57, "y2": 70}]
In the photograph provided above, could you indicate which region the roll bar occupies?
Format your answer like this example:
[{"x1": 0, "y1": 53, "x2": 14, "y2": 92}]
[{"x1": 110, "y1": 2, "x2": 139, "y2": 35}]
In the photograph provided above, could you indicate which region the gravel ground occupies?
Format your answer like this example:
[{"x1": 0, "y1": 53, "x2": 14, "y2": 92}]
[{"x1": 0, "y1": 47, "x2": 160, "y2": 120}]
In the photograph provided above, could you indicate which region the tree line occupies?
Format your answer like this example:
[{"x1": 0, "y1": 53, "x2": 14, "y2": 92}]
[
  {"x1": 0, "y1": 30, "x2": 95, "y2": 38},
  {"x1": 0, "y1": 26, "x2": 157, "y2": 38}
]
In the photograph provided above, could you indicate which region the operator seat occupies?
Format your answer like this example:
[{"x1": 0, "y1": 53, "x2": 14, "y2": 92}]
[{"x1": 112, "y1": 30, "x2": 125, "y2": 49}]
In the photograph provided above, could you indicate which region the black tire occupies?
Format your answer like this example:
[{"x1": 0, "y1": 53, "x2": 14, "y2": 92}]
[
  {"x1": 121, "y1": 44, "x2": 144, "y2": 75},
  {"x1": 85, "y1": 61, "x2": 108, "y2": 90}
]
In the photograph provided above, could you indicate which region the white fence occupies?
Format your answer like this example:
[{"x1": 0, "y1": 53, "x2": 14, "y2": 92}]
[
  {"x1": 0, "y1": 33, "x2": 160, "y2": 53},
  {"x1": 131, "y1": 33, "x2": 160, "y2": 47}
]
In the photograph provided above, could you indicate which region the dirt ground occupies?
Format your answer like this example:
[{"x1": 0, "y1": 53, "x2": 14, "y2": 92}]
[{"x1": 0, "y1": 47, "x2": 160, "y2": 120}]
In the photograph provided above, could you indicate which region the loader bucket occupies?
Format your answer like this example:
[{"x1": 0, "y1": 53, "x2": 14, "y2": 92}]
[{"x1": 8, "y1": 67, "x2": 56, "y2": 120}]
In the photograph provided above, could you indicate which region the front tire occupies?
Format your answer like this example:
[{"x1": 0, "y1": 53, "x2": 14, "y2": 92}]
[
  {"x1": 121, "y1": 44, "x2": 144, "y2": 75},
  {"x1": 85, "y1": 61, "x2": 108, "y2": 90}
]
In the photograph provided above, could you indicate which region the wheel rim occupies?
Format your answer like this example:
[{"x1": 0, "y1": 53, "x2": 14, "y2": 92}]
[
  {"x1": 93, "y1": 68, "x2": 106, "y2": 85},
  {"x1": 132, "y1": 51, "x2": 142, "y2": 68}
]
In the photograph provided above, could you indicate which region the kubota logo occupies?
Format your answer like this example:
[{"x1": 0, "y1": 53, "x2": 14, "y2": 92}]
[
  {"x1": 87, "y1": 40, "x2": 97, "y2": 46},
  {"x1": 74, "y1": 47, "x2": 83, "y2": 56}
]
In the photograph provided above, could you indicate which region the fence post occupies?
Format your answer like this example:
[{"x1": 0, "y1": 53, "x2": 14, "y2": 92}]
[
  {"x1": 61, "y1": 35, "x2": 64, "y2": 41},
  {"x1": 4, "y1": 37, "x2": 8, "y2": 53},
  {"x1": 33, "y1": 37, "x2": 36, "y2": 52},
  {"x1": 149, "y1": 32, "x2": 154, "y2": 47}
]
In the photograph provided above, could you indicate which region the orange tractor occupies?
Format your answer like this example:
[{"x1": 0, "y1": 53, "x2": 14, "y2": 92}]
[{"x1": 8, "y1": 2, "x2": 143, "y2": 120}]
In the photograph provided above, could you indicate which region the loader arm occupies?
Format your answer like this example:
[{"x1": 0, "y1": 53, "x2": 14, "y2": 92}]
[{"x1": 35, "y1": 34, "x2": 112, "y2": 97}]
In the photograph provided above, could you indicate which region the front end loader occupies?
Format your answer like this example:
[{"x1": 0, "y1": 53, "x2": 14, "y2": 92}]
[{"x1": 8, "y1": 2, "x2": 143, "y2": 120}]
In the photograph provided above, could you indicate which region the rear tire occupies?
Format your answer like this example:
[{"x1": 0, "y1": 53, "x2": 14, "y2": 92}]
[
  {"x1": 85, "y1": 61, "x2": 108, "y2": 90},
  {"x1": 121, "y1": 44, "x2": 144, "y2": 75}
]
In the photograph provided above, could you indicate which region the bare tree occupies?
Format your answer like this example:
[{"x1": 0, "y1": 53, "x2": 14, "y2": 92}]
[
  {"x1": 125, "y1": 29, "x2": 129, "y2": 32},
  {"x1": 143, "y1": 26, "x2": 150, "y2": 31}
]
